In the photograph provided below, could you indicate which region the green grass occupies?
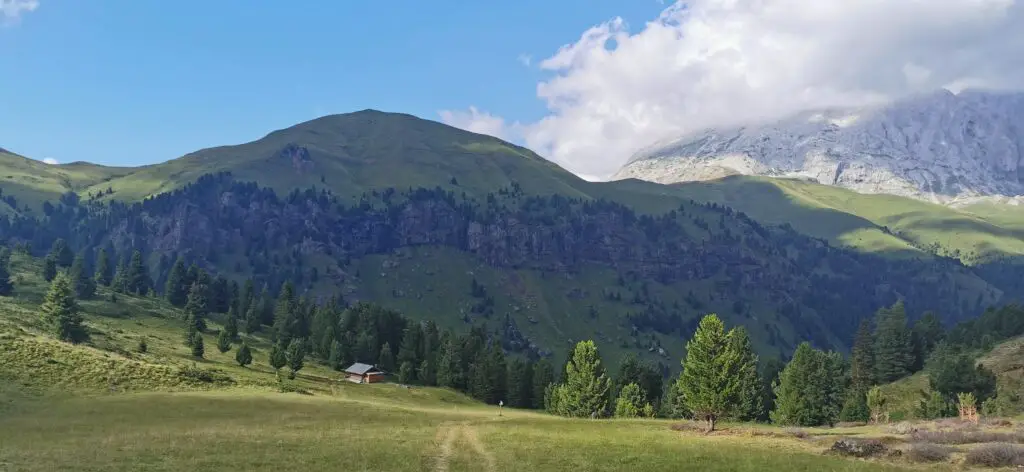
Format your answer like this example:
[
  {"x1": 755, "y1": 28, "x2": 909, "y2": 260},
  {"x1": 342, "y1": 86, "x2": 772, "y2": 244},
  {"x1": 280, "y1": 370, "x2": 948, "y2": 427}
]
[
  {"x1": 650, "y1": 175, "x2": 1024, "y2": 263},
  {"x1": 0, "y1": 150, "x2": 133, "y2": 213}
]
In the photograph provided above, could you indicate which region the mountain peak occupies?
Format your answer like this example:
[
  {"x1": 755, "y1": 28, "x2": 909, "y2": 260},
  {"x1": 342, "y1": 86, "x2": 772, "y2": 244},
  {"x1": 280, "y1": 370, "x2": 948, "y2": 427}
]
[{"x1": 615, "y1": 89, "x2": 1024, "y2": 205}]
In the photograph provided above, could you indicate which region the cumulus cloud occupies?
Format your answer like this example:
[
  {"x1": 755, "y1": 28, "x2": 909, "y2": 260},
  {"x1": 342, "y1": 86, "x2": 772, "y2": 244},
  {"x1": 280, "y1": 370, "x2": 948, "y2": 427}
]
[
  {"x1": 42, "y1": 157, "x2": 57, "y2": 165},
  {"x1": 441, "y1": 0, "x2": 1024, "y2": 179},
  {"x1": 437, "y1": 106, "x2": 516, "y2": 141},
  {"x1": 1, "y1": 0, "x2": 39, "y2": 23}
]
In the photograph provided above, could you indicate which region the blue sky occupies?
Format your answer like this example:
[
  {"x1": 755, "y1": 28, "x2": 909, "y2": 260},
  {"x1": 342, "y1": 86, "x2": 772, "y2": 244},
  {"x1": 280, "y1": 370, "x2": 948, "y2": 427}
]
[{"x1": 0, "y1": 1, "x2": 664, "y2": 166}]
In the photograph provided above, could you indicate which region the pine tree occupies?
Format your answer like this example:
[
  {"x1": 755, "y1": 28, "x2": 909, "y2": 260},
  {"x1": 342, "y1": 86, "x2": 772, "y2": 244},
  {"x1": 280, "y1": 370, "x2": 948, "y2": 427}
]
[
  {"x1": 531, "y1": 358, "x2": 555, "y2": 410},
  {"x1": 378, "y1": 342, "x2": 396, "y2": 372},
  {"x1": 771, "y1": 343, "x2": 847, "y2": 426},
  {"x1": 841, "y1": 319, "x2": 875, "y2": 422},
  {"x1": 165, "y1": 257, "x2": 188, "y2": 306},
  {"x1": 436, "y1": 339, "x2": 462, "y2": 389},
  {"x1": 126, "y1": 250, "x2": 149, "y2": 295},
  {"x1": 328, "y1": 340, "x2": 347, "y2": 371},
  {"x1": 183, "y1": 282, "x2": 209, "y2": 333},
  {"x1": 728, "y1": 327, "x2": 763, "y2": 421},
  {"x1": 49, "y1": 238, "x2": 73, "y2": 268},
  {"x1": 614, "y1": 383, "x2": 650, "y2": 418},
  {"x1": 40, "y1": 272, "x2": 88, "y2": 343},
  {"x1": 94, "y1": 247, "x2": 113, "y2": 286},
  {"x1": 613, "y1": 355, "x2": 664, "y2": 411},
  {"x1": 244, "y1": 303, "x2": 261, "y2": 334},
  {"x1": 679, "y1": 314, "x2": 742, "y2": 431},
  {"x1": 0, "y1": 256, "x2": 12, "y2": 296},
  {"x1": 398, "y1": 324, "x2": 424, "y2": 367},
  {"x1": 42, "y1": 255, "x2": 57, "y2": 282},
  {"x1": 69, "y1": 254, "x2": 95, "y2": 299},
  {"x1": 398, "y1": 361, "x2": 415, "y2": 384},
  {"x1": 273, "y1": 281, "x2": 297, "y2": 343},
  {"x1": 418, "y1": 359, "x2": 436, "y2": 386},
  {"x1": 269, "y1": 342, "x2": 287, "y2": 372},
  {"x1": 111, "y1": 256, "x2": 128, "y2": 293},
  {"x1": 506, "y1": 359, "x2": 534, "y2": 408},
  {"x1": 191, "y1": 333, "x2": 205, "y2": 358},
  {"x1": 286, "y1": 338, "x2": 306, "y2": 379},
  {"x1": 873, "y1": 301, "x2": 915, "y2": 383},
  {"x1": 224, "y1": 305, "x2": 239, "y2": 341},
  {"x1": 548, "y1": 340, "x2": 611, "y2": 418},
  {"x1": 217, "y1": 328, "x2": 232, "y2": 353},
  {"x1": 137, "y1": 337, "x2": 148, "y2": 353},
  {"x1": 912, "y1": 312, "x2": 944, "y2": 370},
  {"x1": 235, "y1": 343, "x2": 253, "y2": 367}
]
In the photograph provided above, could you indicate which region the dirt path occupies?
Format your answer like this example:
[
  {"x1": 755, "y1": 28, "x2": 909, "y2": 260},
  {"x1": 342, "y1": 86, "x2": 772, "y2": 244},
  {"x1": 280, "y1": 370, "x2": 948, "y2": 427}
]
[
  {"x1": 460, "y1": 424, "x2": 496, "y2": 472},
  {"x1": 429, "y1": 422, "x2": 496, "y2": 472},
  {"x1": 431, "y1": 422, "x2": 459, "y2": 472}
]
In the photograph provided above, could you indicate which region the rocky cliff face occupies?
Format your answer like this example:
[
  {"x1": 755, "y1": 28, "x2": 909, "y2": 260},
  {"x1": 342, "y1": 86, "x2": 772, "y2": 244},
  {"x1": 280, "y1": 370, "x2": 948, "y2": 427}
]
[{"x1": 614, "y1": 89, "x2": 1024, "y2": 205}]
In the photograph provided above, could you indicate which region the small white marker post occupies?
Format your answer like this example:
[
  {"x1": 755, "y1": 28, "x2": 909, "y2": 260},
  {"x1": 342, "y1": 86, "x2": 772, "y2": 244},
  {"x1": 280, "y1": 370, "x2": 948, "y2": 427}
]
[{"x1": 499, "y1": 400, "x2": 504, "y2": 416}]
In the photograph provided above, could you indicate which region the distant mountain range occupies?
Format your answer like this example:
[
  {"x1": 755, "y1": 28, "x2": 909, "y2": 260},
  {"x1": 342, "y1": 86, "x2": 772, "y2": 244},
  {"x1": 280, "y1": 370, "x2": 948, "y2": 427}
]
[{"x1": 614, "y1": 89, "x2": 1024, "y2": 206}]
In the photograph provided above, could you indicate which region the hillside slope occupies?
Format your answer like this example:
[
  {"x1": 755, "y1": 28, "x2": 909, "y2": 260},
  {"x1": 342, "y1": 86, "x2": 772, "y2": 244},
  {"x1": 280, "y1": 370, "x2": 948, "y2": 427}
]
[{"x1": 0, "y1": 149, "x2": 133, "y2": 213}]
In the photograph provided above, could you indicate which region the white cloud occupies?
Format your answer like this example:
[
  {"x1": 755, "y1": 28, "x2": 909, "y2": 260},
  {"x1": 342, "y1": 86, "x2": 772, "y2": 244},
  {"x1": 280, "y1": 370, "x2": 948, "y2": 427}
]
[
  {"x1": 42, "y1": 157, "x2": 57, "y2": 165},
  {"x1": 437, "y1": 106, "x2": 516, "y2": 141},
  {"x1": 441, "y1": 0, "x2": 1024, "y2": 179},
  {"x1": 1, "y1": 0, "x2": 39, "y2": 23}
]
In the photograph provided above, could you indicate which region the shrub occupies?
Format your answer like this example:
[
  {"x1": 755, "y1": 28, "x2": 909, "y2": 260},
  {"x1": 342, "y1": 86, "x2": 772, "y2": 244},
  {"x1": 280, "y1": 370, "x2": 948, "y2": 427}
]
[
  {"x1": 829, "y1": 438, "x2": 887, "y2": 458},
  {"x1": 177, "y1": 363, "x2": 232, "y2": 384},
  {"x1": 887, "y1": 422, "x2": 919, "y2": 435},
  {"x1": 906, "y1": 443, "x2": 953, "y2": 463},
  {"x1": 964, "y1": 443, "x2": 1024, "y2": 467}
]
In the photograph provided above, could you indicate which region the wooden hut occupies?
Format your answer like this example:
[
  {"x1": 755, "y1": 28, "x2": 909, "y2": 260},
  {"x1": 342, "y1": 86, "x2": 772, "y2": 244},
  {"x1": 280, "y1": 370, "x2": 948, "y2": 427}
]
[{"x1": 344, "y1": 363, "x2": 385, "y2": 384}]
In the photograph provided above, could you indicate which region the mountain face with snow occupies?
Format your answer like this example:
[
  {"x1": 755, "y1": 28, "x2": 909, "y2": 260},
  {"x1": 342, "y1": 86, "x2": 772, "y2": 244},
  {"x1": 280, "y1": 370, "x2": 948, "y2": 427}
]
[{"x1": 613, "y1": 90, "x2": 1024, "y2": 205}]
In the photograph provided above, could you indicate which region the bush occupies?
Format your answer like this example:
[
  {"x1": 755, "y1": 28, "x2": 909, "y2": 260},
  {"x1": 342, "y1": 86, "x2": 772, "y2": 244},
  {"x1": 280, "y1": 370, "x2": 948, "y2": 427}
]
[
  {"x1": 911, "y1": 430, "x2": 1024, "y2": 445},
  {"x1": 887, "y1": 422, "x2": 919, "y2": 435},
  {"x1": 829, "y1": 438, "x2": 887, "y2": 458},
  {"x1": 906, "y1": 443, "x2": 953, "y2": 463},
  {"x1": 177, "y1": 363, "x2": 233, "y2": 384},
  {"x1": 964, "y1": 443, "x2": 1024, "y2": 467}
]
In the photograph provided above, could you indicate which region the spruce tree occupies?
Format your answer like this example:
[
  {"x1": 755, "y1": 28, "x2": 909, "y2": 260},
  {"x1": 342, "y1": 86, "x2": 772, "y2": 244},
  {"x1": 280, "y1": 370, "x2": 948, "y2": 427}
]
[
  {"x1": 531, "y1": 358, "x2": 555, "y2": 410},
  {"x1": 613, "y1": 355, "x2": 664, "y2": 410},
  {"x1": 614, "y1": 383, "x2": 650, "y2": 418},
  {"x1": 269, "y1": 342, "x2": 287, "y2": 372},
  {"x1": 418, "y1": 359, "x2": 436, "y2": 386},
  {"x1": 183, "y1": 282, "x2": 209, "y2": 333},
  {"x1": 273, "y1": 281, "x2": 297, "y2": 342},
  {"x1": 217, "y1": 328, "x2": 232, "y2": 353},
  {"x1": 873, "y1": 301, "x2": 914, "y2": 383},
  {"x1": 378, "y1": 342, "x2": 396, "y2": 372},
  {"x1": 436, "y1": 339, "x2": 462, "y2": 389},
  {"x1": 771, "y1": 343, "x2": 846, "y2": 426},
  {"x1": 69, "y1": 254, "x2": 95, "y2": 299},
  {"x1": 49, "y1": 238, "x2": 74, "y2": 268},
  {"x1": 728, "y1": 327, "x2": 763, "y2": 421},
  {"x1": 94, "y1": 247, "x2": 113, "y2": 286},
  {"x1": 165, "y1": 257, "x2": 188, "y2": 306},
  {"x1": 549, "y1": 340, "x2": 611, "y2": 418},
  {"x1": 0, "y1": 256, "x2": 12, "y2": 296},
  {"x1": 244, "y1": 303, "x2": 261, "y2": 334},
  {"x1": 191, "y1": 333, "x2": 205, "y2": 358},
  {"x1": 111, "y1": 256, "x2": 128, "y2": 293},
  {"x1": 40, "y1": 272, "x2": 88, "y2": 343},
  {"x1": 224, "y1": 305, "x2": 239, "y2": 340},
  {"x1": 126, "y1": 250, "x2": 149, "y2": 295},
  {"x1": 912, "y1": 312, "x2": 944, "y2": 370},
  {"x1": 42, "y1": 255, "x2": 57, "y2": 282},
  {"x1": 398, "y1": 361, "x2": 415, "y2": 384},
  {"x1": 841, "y1": 319, "x2": 875, "y2": 422},
  {"x1": 329, "y1": 340, "x2": 346, "y2": 371},
  {"x1": 506, "y1": 359, "x2": 534, "y2": 408},
  {"x1": 679, "y1": 314, "x2": 742, "y2": 431},
  {"x1": 286, "y1": 338, "x2": 305, "y2": 379},
  {"x1": 235, "y1": 343, "x2": 253, "y2": 367}
]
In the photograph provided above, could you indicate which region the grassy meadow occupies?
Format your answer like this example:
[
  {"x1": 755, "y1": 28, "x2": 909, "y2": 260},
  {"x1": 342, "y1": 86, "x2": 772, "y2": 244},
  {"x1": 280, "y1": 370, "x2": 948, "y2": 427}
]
[{"x1": 0, "y1": 251, "x2": 962, "y2": 472}]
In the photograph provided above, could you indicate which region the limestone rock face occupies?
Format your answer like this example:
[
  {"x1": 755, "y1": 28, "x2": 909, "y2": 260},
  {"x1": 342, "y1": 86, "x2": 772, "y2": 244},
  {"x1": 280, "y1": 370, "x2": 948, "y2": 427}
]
[{"x1": 613, "y1": 90, "x2": 1024, "y2": 205}]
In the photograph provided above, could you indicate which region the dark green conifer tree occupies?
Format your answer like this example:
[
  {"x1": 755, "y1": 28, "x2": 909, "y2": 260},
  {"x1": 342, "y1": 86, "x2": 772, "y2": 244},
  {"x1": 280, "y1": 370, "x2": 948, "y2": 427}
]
[
  {"x1": 191, "y1": 333, "x2": 205, "y2": 358},
  {"x1": 224, "y1": 305, "x2": 240, "y2": 341},
  {"x1": 110, "y1": 256, "x2": 128, "y2": 293},
  {"x1": 378, "y1": 342, "x2": 396, "y2": 372},
  {"x1": 69, "y1": 254, "x2": 95, "y2": 299},
  {"x1": 126, "y1": 250, "x2": 149, "y2": 295},
  {"x1": 235, "y1": 343, "x2": 253, "y2": 367},
  {"x1": 679, "y1": 314, "x2": 742, "y2": 431},
  {"x1": 183, "y1": 282, "x2": 209, "y2": 333},
  {"x1": 40, "y1": 272, "x2": 88, "y2": 343},
  {"x1": 164, "y1": 257, "x2": 188, "y2": 306},
  {"x1": 94, "y1": 247, "x2": 113, "y2": 286},
  {"x1": 0, "y1": 256, "x2": 12, "y2": 296},
  {"x1": 217, "y1": 328, "x2": 232, "y2": 353},
  {"x1": 436, "y1": 338, "x2": 462, "y2": 389},
  {"x1": 728, "y1": 327, "x2": 763, "y2": 421},
  {"x1": 269, "y1": 341, "x2": 287, "y2": 372},
  {"x1": 286, "y1": 338, "x2": 305, "y2": 379},
  {"x1": 49, "y1": 238, "x2": 73, "y2": 268},
  {"x1": 840, "y1": 319, "x2": 875, "y2": 421},
  {"x1": 772, "y1": 343, "x2": 847, "y2": 426},
  {"x1": 398, "y1": 361, "x2": 415, "y2": 385},
  {"x1": 531, "y1": 358, "x2": 555, "y2": 410},
  {"x1": 42, "y1": 255, "x2": 57, "y2": 282},
  {"x1": 874, "y1": 301, "x2": 915, "y2": 383}
]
